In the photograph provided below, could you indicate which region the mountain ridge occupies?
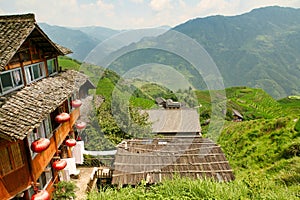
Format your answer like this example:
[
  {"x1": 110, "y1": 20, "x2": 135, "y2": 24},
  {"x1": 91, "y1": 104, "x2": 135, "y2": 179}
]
[{"x1": 42, "y1": 6, "x2": 300, "y2": 99}]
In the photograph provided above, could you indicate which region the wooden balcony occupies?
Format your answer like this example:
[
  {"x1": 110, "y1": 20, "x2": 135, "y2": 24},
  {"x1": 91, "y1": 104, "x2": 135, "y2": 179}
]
[{"x1": 31, "y1": 108, "x2": 80, "y2": 181}]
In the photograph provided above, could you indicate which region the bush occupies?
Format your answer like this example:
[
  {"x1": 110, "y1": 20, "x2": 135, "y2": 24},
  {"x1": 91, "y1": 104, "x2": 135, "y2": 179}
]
[{"x1": 53, "y1": 181, "x2": 77, "y2": 200}]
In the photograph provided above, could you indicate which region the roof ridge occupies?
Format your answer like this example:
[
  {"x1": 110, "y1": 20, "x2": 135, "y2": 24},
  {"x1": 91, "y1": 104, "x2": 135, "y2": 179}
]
[{"x1": 0, "y1": 13, "x2": 35, "y2": 22}]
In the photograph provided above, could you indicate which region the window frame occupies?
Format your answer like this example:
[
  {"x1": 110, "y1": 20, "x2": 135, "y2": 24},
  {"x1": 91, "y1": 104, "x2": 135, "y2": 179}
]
[
  {"x1": 0, "y1": 67, "x2": 24, "y2": 95},
  {"x1": 47, "y1": 58, "x2": 58, "y2": 76},
  {"x1": 27, "y1": 115, "x2": 53, "y2": 159},
  {"x1": 24, "y1": 62, "x2": 46, "y2": 84}
]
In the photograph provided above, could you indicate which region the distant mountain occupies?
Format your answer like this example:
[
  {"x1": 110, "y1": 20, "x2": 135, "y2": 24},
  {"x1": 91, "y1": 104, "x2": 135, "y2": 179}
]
[
  {"x1": 39, "y1": 23, "x2": 119, "y2": 60},
  {"x1": 71, "y1": 26, "x2": 120, "y2": 42},
  {"x1": 41, "y1": 6, "x2": 300, "y2": 98},
  {"x1": 104, "y1": 6, "x2": 300, "y2": 99},
  {"x1": 173, "y1": 6, "x2": 300, "y2": 98}
]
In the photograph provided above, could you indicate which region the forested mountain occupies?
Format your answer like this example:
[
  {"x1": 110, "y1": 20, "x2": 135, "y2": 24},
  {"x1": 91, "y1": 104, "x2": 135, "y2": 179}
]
[
  {"x1": 173, "y1": 6, "x2": 300, "y2": 98},
  {"x1": 42, "y1": 6, "x2": 300, "y2": 99}
]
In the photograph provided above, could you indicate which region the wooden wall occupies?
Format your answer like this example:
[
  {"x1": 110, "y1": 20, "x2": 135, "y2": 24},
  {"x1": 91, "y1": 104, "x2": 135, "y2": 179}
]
[{"x1": 0, "y1": 140, "x2": 31, "y2": 200}]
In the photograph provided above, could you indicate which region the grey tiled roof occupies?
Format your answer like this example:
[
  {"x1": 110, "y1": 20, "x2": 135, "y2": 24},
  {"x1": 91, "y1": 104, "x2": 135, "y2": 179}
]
[
  {"x1": 113, "y1": 136, "x2": 235, "y2": 185},
  {"x1": 0, "y1": 70, "x2": 89, "y2": 141},
  {"x1": 145, "y1": 109, "x2": 201, "y2": 133},
  {"x1": 0, "y1": 13, "x2": 71, "y2": 71},
  {"x1": 0, "y1": 14, "x2": 35, "y2": 71}
]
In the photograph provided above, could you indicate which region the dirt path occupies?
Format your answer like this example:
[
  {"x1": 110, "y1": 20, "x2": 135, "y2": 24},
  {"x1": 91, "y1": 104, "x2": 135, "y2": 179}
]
[{"x1": 71, "y1": 167, "x2": 95, "y2": 200}]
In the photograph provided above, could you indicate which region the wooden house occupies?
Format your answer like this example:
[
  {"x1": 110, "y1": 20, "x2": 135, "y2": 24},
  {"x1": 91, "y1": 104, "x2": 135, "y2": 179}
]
[{"x1": 0, "y1": 13, "x2": 92, "y2": 199}]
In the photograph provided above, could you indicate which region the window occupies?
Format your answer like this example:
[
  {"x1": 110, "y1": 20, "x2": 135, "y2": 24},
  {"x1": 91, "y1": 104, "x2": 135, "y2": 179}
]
[
  {"x1": 28, "y1": 116, "x2": 53, "y2": 158},
  {"x1": 25, "y1": 62, "x2": 46, "y2": 84},
  {"x1": 47, "y1": 58, "x2": 58, "y2": 75},
  {"x1": 38, "y1": 164, "x2": 53, "y2": 189},
  {"x1": 0, "y1": 141, "x2": 24, "y2": 176},
  {"x1": 0, "y1": 68, "x2": 24, "y2": 95},
  {"x1": 28, "y1": 163, "x2": 53, "y2": 197}
]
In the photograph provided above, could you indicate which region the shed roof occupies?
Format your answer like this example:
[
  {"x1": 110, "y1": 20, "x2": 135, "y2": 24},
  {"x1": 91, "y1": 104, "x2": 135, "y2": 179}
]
[
  {"x1": 112, "y1": 136, "x2": 235, "y2": 185},
  {"x1": 0, "y1": 70, "x2": 89, "y2": 141},
  {"x1": 0, "y1": 13, "x2": 71, "y2": 71},
  {"x1": 232, "y1": 109, "x2": 243, "y2": 119},
  {"x1": 145, "y1": 109, "x2": 201, "y2": 133}
]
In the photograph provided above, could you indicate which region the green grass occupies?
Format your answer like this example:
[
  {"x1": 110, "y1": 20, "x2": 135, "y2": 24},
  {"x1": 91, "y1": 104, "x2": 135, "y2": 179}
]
[
  {"x1": 58, "y1": 56, "x2": 81, "y2": 70},
  {"x1": 129, "y1": 97, "x2": 156, "y2": 109},
  {"x1": 88, "y1": 175, "x2": 299, "y2": 200}
]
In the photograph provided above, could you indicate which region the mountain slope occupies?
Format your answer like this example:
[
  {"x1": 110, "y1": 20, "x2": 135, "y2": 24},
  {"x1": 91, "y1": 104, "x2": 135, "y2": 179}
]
[
  {"x1": 51, "y1": 6, "x2": 300, "y2": 98},
  {"x1": 71, "y1": 26, "x2": 119, "y2": 42},
  {"x1": 173, "y1": 6, "x2": 300, "y2": 98},
  {"x1": 39, "y1": 23, "x2": 99, "y2": 60}
]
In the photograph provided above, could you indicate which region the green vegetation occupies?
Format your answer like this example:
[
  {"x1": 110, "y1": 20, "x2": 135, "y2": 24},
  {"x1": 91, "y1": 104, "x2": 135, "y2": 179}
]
[
  {"x1": 59, "y1": 57, "x2": 300, "y2": 199},
  {"x1": 58, "y1": 56, "x2": 81, "y2": 70},
  {"x1": 88, "y1": 175, "x2": 299, "y2": 200},
  {"x1": 53, "y1": 181, "x2": 77, "y2": 200}
]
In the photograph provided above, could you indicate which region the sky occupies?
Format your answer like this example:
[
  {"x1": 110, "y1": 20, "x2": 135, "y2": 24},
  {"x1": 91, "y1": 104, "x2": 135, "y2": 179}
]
[{"x1": 0, "y1": 0, "x2": 300, "y2": 29}]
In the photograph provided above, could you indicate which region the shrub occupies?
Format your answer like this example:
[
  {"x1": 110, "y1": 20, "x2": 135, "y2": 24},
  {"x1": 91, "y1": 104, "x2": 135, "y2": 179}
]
[{"x1": 53, "y1": 181, "x2": 77, "y2": 200}]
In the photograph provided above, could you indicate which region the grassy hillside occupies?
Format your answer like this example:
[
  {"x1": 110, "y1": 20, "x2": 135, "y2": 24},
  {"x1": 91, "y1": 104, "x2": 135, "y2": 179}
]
[{"x1": 58, "y1": 57, "x2": 299, "y2": 199}]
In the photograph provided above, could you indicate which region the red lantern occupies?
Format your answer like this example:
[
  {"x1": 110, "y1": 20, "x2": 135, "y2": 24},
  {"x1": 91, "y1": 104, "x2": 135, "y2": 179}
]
[
  {"x1": 75, "y1": 121, "x2": 87, "y2": 130},
  {"x1": 52, "y1": 160, "x2": 67, "y2": 171},
  {"x1": 31, "y1": 190, "x2": 50, "y2": 200},
  {"x1": 31, "y1": 138, "x2": 50, "y2": 153},
  {"x1": 55, "y1": 113, "x2": 70, "y2": 123},
  {"x1": 71, "y1": 99, "x2": 82, "y2": 108},
  {"x1": 65, "y1": 138, "x2": 76, "y2": 147}
]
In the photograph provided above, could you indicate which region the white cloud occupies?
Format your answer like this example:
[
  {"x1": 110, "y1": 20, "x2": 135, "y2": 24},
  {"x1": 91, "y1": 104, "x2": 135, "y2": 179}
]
[
  {"x1": 96, "y1": 0, "x2": 114, "y2": 11},
  {"x1": 1, "y1": 0, "x2": 300, "y2": 29},
  {"x1": 129, "y1": 0, "x2": 144, "y2": 3},
  {"x1": 149, "y1": 0, "x2": 172, "y2": 11}
]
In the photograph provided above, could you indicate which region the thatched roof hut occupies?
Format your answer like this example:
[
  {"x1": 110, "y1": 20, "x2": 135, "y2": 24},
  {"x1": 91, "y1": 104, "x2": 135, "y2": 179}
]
[{"x1": 112, "y1": 135, "x2": 235, "y2": 185}]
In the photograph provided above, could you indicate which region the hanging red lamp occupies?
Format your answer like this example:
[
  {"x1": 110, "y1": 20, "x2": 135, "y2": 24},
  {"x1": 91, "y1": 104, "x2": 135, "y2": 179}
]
[
  {"x1": 31, "y1": 190, "x2": 50, "y2": 200},
  {"x1": 55, "y1": 112, "x2": 70, "y2": 123},
  {"x1": 75, "y1": 121, "x2": 87, "y2": 130},
  {"x1": 31, "y1": 138, "x2": 50, "y2": 153},
  {"x1": 77, "y1": 136, "x2": 82, "y2": 141},
  {"x1": 52, "y1": 160, "x2": 67, "y2": 171},
  {"x1": 71, "y1": 99, "x2": 82, "y2": 108},
  {"x1": 65, "y1": 138, "x2": 76, "y2": 147}
]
